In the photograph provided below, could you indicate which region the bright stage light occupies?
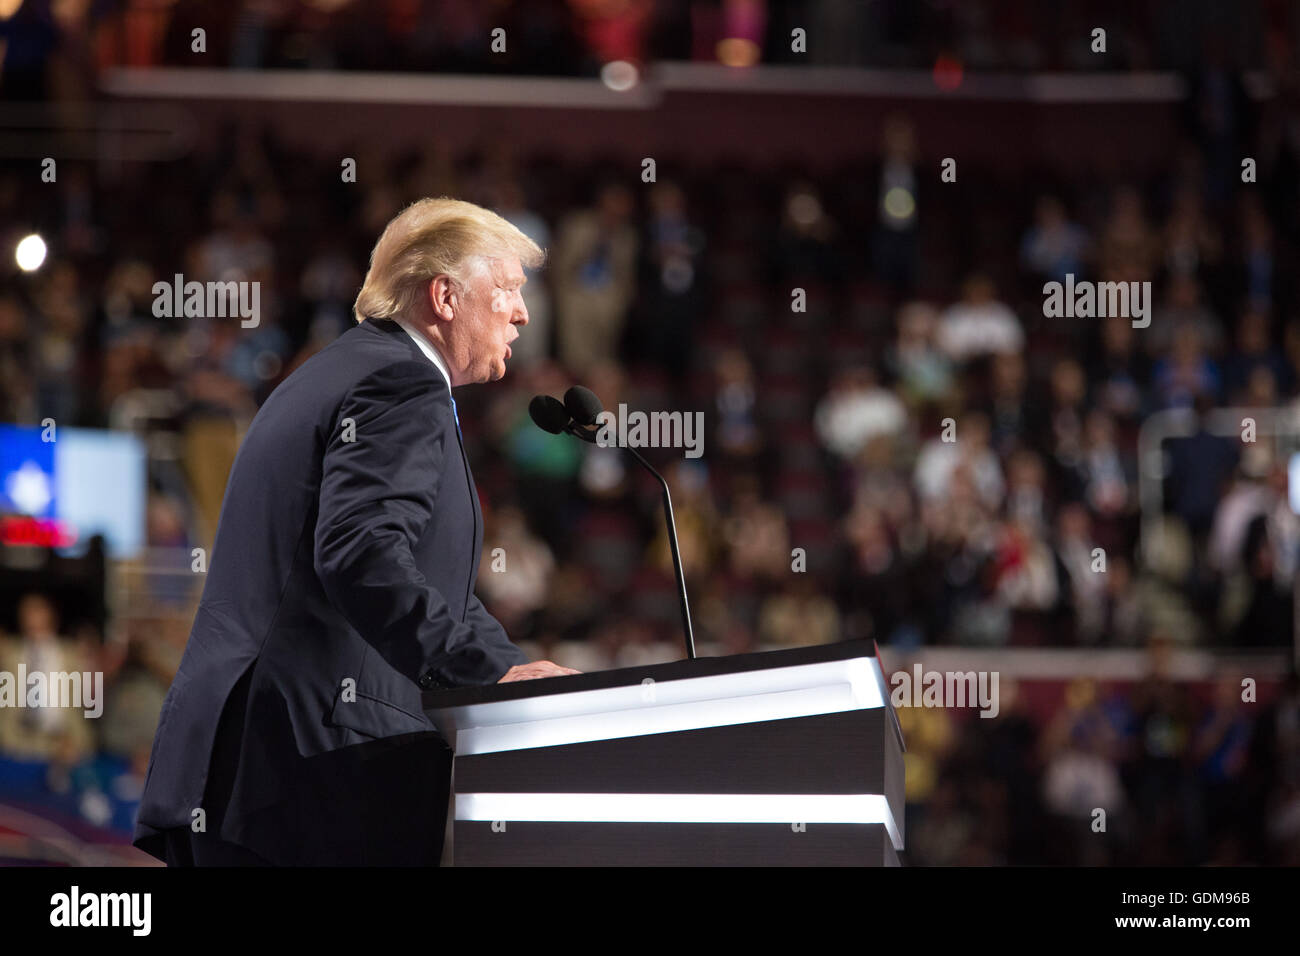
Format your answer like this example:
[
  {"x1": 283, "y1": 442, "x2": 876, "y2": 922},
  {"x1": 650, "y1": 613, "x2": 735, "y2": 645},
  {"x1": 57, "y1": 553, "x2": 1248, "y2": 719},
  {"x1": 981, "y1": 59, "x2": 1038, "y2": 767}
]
[
  {"x1": 15, "y1": 234, "x2": 47, "y2": 272},
  {"x1": 716, "y1": 38, "x2": 760, "y2": 68},
  {"x1": 600, "y1": 60, "x2": 639, "y2": 92},
  {"x1": 883, "y1": 186, "x2": 916, "y2": 221}
]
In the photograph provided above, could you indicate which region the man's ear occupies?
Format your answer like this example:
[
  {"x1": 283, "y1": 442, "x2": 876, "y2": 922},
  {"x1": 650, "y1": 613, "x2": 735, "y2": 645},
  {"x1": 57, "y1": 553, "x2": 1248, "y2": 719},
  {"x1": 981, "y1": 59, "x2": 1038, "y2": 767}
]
[{"x1": 428, "y1": 275, "x2": 457, "y2": 322}]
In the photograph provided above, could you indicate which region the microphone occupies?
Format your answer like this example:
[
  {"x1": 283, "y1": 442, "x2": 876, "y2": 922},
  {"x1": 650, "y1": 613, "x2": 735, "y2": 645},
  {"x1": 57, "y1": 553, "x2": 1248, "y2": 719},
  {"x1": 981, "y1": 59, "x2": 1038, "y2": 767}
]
[
  {"x1": 528, "y1": 394, "x2": 570, "y2": 434},
  {"x1": 529, "y1": 392, "x2": 598, "y2": 444},
  {"x1": 529, "y1": 388, "x2": 698, "y2": 661},
  {"x1": 563, "y1": 385, "x2": 603, "y2": 426}
]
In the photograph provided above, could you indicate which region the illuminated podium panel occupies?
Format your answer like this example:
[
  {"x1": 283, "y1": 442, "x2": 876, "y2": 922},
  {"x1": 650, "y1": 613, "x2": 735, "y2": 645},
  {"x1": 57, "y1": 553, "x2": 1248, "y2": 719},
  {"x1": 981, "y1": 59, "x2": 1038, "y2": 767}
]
[{"x1": 423, "y1": 640, "x2": 905, "y2": 866}]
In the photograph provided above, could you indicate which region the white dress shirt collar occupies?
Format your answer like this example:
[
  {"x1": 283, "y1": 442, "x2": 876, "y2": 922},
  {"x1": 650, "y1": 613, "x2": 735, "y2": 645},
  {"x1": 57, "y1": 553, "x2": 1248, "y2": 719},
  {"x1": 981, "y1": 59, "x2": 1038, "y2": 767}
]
[{"x1": 393, "y1": 317, "x2": 454, "y2": 393}]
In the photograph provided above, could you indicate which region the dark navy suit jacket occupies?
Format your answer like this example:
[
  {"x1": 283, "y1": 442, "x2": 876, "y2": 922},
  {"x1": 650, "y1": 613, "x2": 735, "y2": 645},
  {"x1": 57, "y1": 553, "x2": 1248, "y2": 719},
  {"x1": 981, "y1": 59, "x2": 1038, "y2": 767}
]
[{"x1": 133, "y1": 317, "x2": 527, "y2": 864}]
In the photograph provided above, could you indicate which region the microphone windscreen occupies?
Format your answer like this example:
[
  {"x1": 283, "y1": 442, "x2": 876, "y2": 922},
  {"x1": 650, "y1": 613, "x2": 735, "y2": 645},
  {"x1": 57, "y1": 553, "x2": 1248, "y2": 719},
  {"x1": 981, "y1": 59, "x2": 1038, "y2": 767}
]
[
  {"x1": 528, "y1": 395, "x2": 571, "y2": 434},
  {"x1": 564, "y1": 386, "x2": 604, "y2": 426}
]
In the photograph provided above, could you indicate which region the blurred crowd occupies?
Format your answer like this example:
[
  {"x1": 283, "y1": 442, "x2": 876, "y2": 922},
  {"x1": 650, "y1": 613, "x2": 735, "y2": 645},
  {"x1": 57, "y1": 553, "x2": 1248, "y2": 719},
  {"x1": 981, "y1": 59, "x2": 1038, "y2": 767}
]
[
  {"x1": 2, "y1": 35, "x2": 1300, "y2": 859},
  {"x1": 902, "y1": 659, "x2": 1300, "y2": 865},
  {"x1": 5, "y1": 119, "x2": 1298, "y2": 657},
  {"x1": 2, "y1": 0, "x2": 1298, "y2": 91}
]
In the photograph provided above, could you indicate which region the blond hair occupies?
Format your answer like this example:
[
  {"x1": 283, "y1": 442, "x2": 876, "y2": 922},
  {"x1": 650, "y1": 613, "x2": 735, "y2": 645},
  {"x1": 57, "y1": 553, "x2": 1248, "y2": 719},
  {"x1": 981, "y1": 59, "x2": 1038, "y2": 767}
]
[{"x1": 353, "y1": 197, "x2": 544, "y2": 323}]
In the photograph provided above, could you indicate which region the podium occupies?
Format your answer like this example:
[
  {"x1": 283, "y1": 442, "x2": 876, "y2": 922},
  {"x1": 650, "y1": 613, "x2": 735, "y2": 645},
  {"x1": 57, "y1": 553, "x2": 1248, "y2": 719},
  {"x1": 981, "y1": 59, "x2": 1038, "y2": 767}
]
[{"x1": 423, "y1": 639, "x2": 904, "y2": 865}]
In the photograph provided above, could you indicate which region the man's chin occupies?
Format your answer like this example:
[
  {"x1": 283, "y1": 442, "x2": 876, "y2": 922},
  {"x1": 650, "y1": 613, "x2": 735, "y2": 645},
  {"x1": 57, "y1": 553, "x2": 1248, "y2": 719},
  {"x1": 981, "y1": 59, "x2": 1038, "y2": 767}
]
[{"x1": 468, "y1": 362, "x2": 507, "y2": 383}]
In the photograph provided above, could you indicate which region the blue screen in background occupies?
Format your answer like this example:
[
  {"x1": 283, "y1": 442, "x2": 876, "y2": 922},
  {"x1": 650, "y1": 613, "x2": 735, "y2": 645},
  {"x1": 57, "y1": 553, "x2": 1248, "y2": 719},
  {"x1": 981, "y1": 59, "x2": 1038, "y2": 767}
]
[
  {"x1": 0, "y1": 424, "x2": 145, "y2": 558},
  {"x1": 0, "y1": 425, "x2": 56, "y2": 518},
  {"x1": 1291, "y1": 453, "x2": 1300, "y2": 515}
]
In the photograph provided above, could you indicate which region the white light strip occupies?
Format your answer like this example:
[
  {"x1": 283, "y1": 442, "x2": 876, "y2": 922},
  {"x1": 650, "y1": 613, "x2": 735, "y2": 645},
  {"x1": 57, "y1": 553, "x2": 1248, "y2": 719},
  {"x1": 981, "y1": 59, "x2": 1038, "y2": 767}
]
[
  {"x1": 458, "y1": 793, "x2": 902, "y2": 850},
  {"x1": 459, "y1": 684, "x2": 857, "y2": 755},
  {"x1": 101, "y1": 66, "x2": 1208, "y2": 109},
  {"x1": 101, "y1": 68, "x2": 658, "y2": 109},
  {"x1": 434, "y1": 658, "x2": 885, "y2": 754}
]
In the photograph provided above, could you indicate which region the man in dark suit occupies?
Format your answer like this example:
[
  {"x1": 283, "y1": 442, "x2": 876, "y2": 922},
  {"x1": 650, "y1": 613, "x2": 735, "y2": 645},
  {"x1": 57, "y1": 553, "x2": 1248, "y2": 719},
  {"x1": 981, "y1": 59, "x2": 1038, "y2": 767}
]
[{"x1": 134, "y1": 198, "x2": 578, "y2": 866}]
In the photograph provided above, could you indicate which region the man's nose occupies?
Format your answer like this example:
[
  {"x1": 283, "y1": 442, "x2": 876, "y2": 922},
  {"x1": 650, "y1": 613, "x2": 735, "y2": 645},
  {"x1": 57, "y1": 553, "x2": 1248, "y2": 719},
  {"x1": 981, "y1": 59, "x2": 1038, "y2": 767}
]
[{"x1": 515, "y1": 299, "x2": 529, "y2": 326}]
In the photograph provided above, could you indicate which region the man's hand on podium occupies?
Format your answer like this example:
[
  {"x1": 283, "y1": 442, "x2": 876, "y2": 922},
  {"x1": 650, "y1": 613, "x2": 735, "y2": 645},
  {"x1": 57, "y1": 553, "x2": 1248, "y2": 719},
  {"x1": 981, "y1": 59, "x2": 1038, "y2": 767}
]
[{"x1": 498, "y1": 660, "x2": 582, "y2": 682}]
